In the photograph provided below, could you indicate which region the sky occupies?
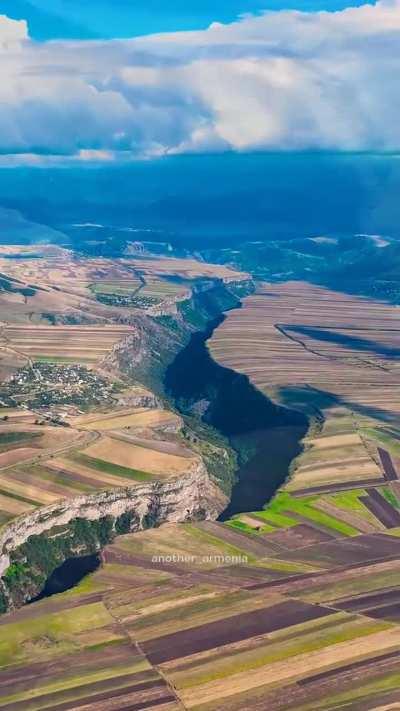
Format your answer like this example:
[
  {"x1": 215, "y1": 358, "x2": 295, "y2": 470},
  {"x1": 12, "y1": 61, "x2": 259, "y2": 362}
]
[
  {"x1": 2, "y1": 1, "x2": 369, "y2": 39},
  {"x1": 0, "y1": 0, "x2": 399, "y2": 164}
]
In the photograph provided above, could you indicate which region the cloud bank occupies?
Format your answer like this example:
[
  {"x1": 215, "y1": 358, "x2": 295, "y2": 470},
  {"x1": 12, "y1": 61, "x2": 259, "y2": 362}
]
[{"x1": 0, "y1": 1, "x2": 399, "y2": 161}]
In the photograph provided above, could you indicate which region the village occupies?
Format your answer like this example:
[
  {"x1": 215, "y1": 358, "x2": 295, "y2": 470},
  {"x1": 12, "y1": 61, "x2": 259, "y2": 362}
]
[{"x1": 0, "y1": 362, "x2": 118, "y2": 414}]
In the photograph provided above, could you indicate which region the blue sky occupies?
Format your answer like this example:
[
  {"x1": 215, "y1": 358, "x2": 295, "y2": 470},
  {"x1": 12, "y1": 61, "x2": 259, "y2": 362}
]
[{"x1": 2, "y1": 0, "x2": 369, "y2": 39}]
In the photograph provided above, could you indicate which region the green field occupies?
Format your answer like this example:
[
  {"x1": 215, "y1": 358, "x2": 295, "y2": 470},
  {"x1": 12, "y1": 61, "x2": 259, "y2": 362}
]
[
  {"x1": 0, "y1": 431, "x2": 40, "y2": 450},
  {"x1": 263, "y1": 491, "x2": 360, "y2": 536},
  {"x1": 70, "y1": 452, "x2": 154, "y2": 482}
]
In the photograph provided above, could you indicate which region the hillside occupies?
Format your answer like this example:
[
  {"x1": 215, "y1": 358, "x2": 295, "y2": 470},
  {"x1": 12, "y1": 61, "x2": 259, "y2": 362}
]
[{"x1": 202, "y1": 233, "x2": 400, "y2": 304}]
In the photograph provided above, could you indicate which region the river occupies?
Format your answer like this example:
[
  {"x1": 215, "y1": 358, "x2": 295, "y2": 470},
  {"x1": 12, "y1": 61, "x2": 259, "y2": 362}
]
[
  {"x1": 165, "y1": 314, "x2": 309, "y2": 519},
  {"x1": 30, "y1": 554, "x2": 101, "y2": 602}
]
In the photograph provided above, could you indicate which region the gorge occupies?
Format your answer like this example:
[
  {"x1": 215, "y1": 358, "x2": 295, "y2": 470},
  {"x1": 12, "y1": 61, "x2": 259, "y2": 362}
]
[{"x1": 0, "y1": 272, "x2": 309, "y2": 609}]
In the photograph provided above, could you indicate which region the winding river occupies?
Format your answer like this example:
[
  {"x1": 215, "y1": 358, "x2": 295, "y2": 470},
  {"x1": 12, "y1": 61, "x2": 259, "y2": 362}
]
[{"x1": 165, "y1": 314, "x2": 308, "y2": 519}]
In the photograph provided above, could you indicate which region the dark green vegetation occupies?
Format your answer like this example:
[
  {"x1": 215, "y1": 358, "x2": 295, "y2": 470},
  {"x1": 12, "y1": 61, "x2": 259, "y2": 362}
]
[
  {"x1": 181, "y1": 415, "x2": 237, "y2": 497},
  {"x1": 96, "y1": 292, "x2": 160, "y2": 308},
  {"x1": 1, "y1": 513, "x2": 139, "y2": 608},
  {"x1": 101, "y1": 280, "x2": 251, "y2": 499},
  {"x1": 0, "y1": 431, "x2": 41, "y2": 452},
  {"x1": 90, "y1": 281, "x2": 158, "y2": 308},
  {"x1": 0, "y1": 273, "x2": 35, "y2": 298},
  {"x1": 110, "y1": 280, "x2": 246, "y2": 392}
]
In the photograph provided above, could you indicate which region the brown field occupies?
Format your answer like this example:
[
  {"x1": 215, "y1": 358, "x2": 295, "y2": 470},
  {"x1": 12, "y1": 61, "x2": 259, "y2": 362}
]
[
  {"x1": 209, "y1": 281, "x2": 400, "y2": 409},
  {"x1": 178, "y1": 626, "x2": 400, "y2": 708},
  {"x1": 307, "y1": 433, "x2": 361, "y2": 450},
  {"x1": 209, "y1": 281, "x2": 400, "y2": 493},
  {"x1": 0, "y1": 404, "x2": 187, "y2": 518},
  {"x1": 0, "y1": 405, "x2": 197, "y2": 517},
  {"x1": 74, "y1": 408, "x2": 180, "y2": 432},
  {"x1": 0, "y1": 474, "x2": 61, "y2": 505},
  {"x1": 141, "y1": 599, "x2": 333, "y2": 664},
  {"x1": 0, "y1": 349, "x2": 29, "y2": 381},
  {"x1": 0, "y1": 424, "x2": 97, "y2": 512},
  {"x1": 0, "y1": 248, "x2": 235, "y2": 291},
  {"x1": 287, "y1": 458, "x2": 382, "y2": 490},
  {"x1": 45, "y1": 456, "x2": 144, "y2": 489},
  {"x1": 0, "y1": 410, "x2": 37, "y2": 424},
  {"x1": 0, "y1": 447, "x2": 39, "y2": 468},
  {"x1": 2, "y1": 325, "x2": 132, "y2": 362},
  {"x1": 0, "y1": 493, "x2": 34, "y2": 515},
  {"x1": 82, "y1": 435, "x2": 200, "y2": 477}
]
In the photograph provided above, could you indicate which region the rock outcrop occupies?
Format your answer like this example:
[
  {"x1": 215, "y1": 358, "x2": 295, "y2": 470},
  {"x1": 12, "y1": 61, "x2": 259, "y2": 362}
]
[{"x1": 0, "y1": 460, "x2": 228, "y2": 610}]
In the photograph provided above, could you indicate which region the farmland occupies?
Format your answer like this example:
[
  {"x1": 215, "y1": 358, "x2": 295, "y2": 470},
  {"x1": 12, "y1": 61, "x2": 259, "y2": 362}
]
[
  {"x1": 0, "y1": 246, "x2": 255, "y2": 708},
  {"x1": 0, "y1": 248, "x2": 248, "y2": 544},
  {"x1": 122, "y1": 256, "x2": 243, "y2": 282},
  {"x1": 81, "y1": 434, "x2": 199, "y2": 478},
  {"x1": 210, "y1": 282, "x2": 400, "y2": 546},
  {"x1": 2, "y1": 516, "x2": 400, "y2": 710},
  {"x1": 3, "y1": 264, "x2": 400, "y2": 708},
  {"x1": 210, "y1": 281, "x2": 400, "y2": 493},
  {"x1": 0, "y1": 392, "x2": 208, "y2": 523},
  {"x1": 1, "y1": 325, "x2": 132, "y2": 364},
  {"x1": 0, "y1": 246, "x2": 246, "y2": 326}
]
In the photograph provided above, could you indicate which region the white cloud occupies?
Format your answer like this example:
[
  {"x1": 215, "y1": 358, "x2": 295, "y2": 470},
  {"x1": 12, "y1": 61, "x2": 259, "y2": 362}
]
[
  {"x1": 0, "y1": 2, "x2": 400, "y2": 161},
  {"x1": 0, "y1": 14, "x2": 27, "y2": 49}
]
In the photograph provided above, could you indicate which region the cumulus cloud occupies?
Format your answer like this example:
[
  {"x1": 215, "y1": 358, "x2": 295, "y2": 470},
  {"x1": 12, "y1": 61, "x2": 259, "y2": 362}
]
[
  {"x1": 0, "y1": 14, "x2": 27, "y2": 48},
  {"x1": 0, "y1": 1, "x2": 399, "y2": 161}
]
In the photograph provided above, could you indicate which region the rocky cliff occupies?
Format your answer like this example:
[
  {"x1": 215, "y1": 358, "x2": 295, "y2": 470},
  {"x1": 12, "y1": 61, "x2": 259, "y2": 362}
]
[{"x1": 0, "y1": 460, "x2": 227, "y2": 611}]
